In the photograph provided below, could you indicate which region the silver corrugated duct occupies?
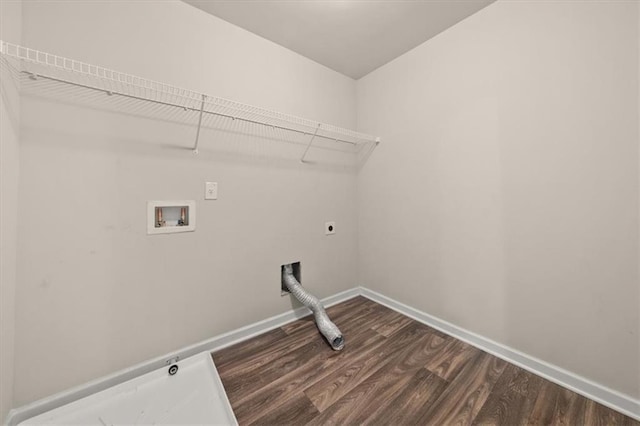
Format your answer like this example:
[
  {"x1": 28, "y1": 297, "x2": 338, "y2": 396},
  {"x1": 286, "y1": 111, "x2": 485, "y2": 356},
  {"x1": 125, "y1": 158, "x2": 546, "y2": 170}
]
[{"x1": 281, "y1": 264, "x2": 345, "y2": 351}]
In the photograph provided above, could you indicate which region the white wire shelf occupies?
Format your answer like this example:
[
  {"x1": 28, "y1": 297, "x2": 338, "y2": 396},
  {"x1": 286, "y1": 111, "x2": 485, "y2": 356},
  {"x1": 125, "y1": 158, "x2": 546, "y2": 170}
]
[{"x1": 0, "y1": 40, "x2": 379, "y2": 164}]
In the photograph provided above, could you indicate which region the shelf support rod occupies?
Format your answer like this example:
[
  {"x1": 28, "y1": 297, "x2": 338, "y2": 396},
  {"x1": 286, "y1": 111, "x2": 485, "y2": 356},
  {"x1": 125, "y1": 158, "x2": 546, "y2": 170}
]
[
  {"x1": 300, "y1": 124, "x2": 321, "y2": 163},
  {"x1": 193, "y1": 94, "x2": 206, "y2": 154}
]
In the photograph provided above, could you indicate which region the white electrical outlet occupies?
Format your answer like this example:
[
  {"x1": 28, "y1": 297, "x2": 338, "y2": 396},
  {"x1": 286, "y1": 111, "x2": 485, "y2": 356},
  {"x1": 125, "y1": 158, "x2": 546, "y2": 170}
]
[
  {"x1": 325, "y1": 221, "x2": 336, "y2": 235},
  {"x1": 205, "y1": 182, "x2": 218, "y2": 200}
]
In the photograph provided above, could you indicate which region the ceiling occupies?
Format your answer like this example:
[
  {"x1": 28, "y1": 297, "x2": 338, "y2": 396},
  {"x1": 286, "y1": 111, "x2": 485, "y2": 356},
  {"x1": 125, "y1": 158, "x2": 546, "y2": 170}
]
[{"x1": 183, "y1": 0, "x2": 496, "y2": 79}]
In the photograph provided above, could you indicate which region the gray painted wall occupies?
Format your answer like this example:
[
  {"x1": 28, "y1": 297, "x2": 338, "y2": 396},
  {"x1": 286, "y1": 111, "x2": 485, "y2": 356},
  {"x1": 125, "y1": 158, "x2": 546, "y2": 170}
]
[
  {"x1": 357, "y1": 0, "x2": 639, "y2": 399},
  {"x1": 13, "y1": 0, "x2": 358, "y2": 406}
]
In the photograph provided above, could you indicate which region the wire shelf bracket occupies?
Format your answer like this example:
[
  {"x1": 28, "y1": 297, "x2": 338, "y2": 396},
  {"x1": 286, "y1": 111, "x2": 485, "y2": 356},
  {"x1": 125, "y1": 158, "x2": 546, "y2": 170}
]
[
  {"x1": 300, "y1": 124, "x2": 321, "y2": 163},
  {"x1": 193, "y1": 94, "x2": 206, "y2": 154}
]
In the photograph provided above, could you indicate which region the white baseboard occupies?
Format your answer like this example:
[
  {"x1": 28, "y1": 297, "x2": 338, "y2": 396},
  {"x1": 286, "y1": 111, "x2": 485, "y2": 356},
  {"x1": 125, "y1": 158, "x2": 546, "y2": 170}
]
[
  {"x1": 5, "y1": 287, "x2": 360, "y2": 426},
  {"x1": 359, "y1": 287, "x2": 640, "y2": 422},
  {"x1": 7, "y1": 286, "x2": 639, "y2": 424}
]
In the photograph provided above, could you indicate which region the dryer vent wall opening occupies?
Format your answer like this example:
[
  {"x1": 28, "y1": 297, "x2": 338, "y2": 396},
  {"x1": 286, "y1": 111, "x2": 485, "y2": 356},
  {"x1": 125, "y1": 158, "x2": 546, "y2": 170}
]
[
  {"x1": 281, "y1": 263, "x2": 345, "y2": 351},
  {"x1": 281, "y1": 262, "x2": 301, "y2": 295}
]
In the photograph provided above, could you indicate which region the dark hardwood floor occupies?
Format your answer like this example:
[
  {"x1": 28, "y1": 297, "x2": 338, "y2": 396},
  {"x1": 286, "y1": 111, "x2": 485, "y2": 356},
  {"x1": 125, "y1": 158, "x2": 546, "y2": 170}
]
[{"x1": 212, "y1": 296, "x2": 639, "y2": 425}]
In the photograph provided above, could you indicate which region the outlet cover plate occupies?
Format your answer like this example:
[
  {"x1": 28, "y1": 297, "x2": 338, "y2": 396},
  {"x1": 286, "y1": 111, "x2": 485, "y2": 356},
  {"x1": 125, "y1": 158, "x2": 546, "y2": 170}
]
[{"x1": 205, "y1": 182, "x2": 218, "y2": 200}]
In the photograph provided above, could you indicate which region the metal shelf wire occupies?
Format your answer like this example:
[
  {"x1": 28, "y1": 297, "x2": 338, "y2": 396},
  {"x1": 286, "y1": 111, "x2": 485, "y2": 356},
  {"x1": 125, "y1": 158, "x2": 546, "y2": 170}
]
[{"x1": 0, "y1": 40, "x2": 379, "y2": 164}]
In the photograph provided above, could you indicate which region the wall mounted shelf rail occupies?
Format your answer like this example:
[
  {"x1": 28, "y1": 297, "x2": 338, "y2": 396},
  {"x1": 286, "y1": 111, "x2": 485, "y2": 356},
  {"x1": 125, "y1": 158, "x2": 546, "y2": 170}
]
[{"x1": 0, "y1": 41, "x2": 380, "y2": 162}]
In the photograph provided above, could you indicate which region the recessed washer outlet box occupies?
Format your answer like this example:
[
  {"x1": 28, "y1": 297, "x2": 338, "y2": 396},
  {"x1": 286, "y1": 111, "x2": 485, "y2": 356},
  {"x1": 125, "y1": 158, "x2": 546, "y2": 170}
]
[
  {"x1": 147, "y1": 200, "x2": 196, "y2": 235},
  {"x1": 281, "y1": 262, "x2": 301, "y2": 296}
]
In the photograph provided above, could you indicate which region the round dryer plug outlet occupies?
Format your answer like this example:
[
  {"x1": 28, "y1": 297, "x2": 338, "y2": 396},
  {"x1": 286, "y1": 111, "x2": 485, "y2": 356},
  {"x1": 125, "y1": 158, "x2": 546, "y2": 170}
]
[{"x1": 325, "y1": 221, "x2": 336, "y2": 235}]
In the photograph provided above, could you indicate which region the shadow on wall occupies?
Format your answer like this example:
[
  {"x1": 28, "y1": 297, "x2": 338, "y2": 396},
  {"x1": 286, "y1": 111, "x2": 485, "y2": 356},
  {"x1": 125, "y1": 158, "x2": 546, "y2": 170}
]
[{"x1": 1, "y1": 58, "x2": 20, "y2": 130}]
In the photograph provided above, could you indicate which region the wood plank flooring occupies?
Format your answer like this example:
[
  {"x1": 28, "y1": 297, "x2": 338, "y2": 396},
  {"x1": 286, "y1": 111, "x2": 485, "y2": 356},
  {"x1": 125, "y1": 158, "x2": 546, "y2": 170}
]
[{"x1": 212, "y1": 296, "x2": 639, "y2": 425}]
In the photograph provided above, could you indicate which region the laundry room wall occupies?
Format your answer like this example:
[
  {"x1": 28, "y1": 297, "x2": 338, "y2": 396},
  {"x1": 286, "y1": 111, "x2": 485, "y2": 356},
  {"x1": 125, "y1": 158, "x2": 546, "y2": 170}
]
[
  {"x1": 14, "y1": 0, "x2": 358, "y2": 405},
  {"x1": 357, "y1": 0, "x2": 640, "y2": 400}
]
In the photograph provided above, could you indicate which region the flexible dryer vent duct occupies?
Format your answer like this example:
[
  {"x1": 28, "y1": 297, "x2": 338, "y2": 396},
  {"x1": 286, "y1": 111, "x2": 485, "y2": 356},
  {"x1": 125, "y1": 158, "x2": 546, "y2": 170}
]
[{"x1": 282, "y1": 264, "x2": 345, "y2": 351}]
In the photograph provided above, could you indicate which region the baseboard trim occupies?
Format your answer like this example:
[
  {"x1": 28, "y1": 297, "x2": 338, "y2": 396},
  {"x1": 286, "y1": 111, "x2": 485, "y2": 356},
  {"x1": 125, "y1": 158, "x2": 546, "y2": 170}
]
[
  {"x1": 359, "y1": 287, "x2": 640, "y2": 421},
  {"x1": 5, "y1": 287, "x2": 360, "y2": 426},
  {"x1": 7, "y1": 286, "x2": 639, "y2": 424}
]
